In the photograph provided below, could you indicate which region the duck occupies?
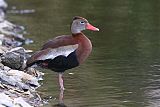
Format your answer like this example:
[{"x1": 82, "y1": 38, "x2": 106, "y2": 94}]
[{"x1": 26, "y1": 16, "x2": 99, "y2": 90}]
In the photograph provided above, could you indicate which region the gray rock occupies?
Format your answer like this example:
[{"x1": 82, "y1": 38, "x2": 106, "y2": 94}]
[
  {"x1": 14, "y1": 97, "x2": 33, "y2": 107},
  {"x1": 0, "y1": 0, "x2": 8, "y2": 10},
  {"x1": 1, "y1": 47, "x2": 27, "y2": 70},
  {"x1": 0, "y1": 93, "x2": 14, "y2": 107},
  {"x1": 0, "y1": 70, "x2": 30, "y2": 91}
]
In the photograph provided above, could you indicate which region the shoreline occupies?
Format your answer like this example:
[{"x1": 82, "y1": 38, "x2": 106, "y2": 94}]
[{"x1": 0, "y1": 0, "x2": 44, "y2": 106}]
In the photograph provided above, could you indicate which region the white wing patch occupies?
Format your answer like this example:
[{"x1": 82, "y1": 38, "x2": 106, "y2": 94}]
[{"x1": 38, "y1": 44, "x2": 78, "y2": 60}]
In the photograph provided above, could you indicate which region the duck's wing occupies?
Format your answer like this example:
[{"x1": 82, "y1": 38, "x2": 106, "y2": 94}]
[
  {"x1": 27, "y1": 44, "x2": 78, "y2": 66},
  {"x1": 42, "y1": 35, "x2": 77, "y2": 50},
  {"x1": 38, "y1": 44, "x2": 78, "y2": 60}
]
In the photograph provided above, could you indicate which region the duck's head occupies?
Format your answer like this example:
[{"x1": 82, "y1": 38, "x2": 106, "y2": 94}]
[{"x1": 71, "y1": 16, "x2": 99, "y2": 34}]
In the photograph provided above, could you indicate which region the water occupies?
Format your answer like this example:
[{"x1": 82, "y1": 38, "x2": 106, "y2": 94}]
[{"x1": 7, "y1": 0, "x2": 160, "y2": 107}]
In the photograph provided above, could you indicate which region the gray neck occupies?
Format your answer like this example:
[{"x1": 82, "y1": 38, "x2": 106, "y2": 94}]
[{"x1": 71, "y1": 27, "x2": 82, "y2": 34}]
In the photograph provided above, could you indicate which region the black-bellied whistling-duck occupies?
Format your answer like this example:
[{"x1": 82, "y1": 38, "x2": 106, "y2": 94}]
[{"x1": 26, "y1": 16, "x2": 99, "y2": 90}]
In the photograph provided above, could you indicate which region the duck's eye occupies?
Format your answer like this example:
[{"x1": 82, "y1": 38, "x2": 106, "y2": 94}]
[{"x1": 80, "y1": 21, "x2": 85, "y2": 24}]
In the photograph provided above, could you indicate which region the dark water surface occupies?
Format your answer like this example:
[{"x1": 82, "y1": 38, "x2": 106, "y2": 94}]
[{"x1": 7, "y1": 0, "x2": 160, "y2": 107}]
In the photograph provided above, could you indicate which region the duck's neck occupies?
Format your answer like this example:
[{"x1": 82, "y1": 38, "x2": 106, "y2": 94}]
[
  {"x1": 71, "y1": 27, "x2": 81, "y2": 34},
  {"x1": 72, "y1": 33, "x2": 92, "y2": 64}
]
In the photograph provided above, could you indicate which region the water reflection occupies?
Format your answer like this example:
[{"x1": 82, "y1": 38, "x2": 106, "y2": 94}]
[
  {"x1": 143, "y1": 65, "x2": 160, "y2": 107},
  {"x1": 53, "y1": 90, "x2": 67, "y2": 107}
]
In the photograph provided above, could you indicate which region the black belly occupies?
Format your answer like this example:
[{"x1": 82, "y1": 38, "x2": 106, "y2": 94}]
[{"x1": 38, "y1": 51, "x2": 79, "y2": 73}]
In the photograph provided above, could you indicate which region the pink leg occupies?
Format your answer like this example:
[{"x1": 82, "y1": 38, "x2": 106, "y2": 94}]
[
  {"x1": 59, "y1": 89, "x2": 64, "y2": 104},
  {"x1": 58, "y1": 73, "x2": 65, "y2": 90}
]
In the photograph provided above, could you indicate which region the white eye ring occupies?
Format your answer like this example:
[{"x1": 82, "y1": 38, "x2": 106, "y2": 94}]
[{"x1": 80, "y1": 21, "x2": 85, "y2": 24}]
